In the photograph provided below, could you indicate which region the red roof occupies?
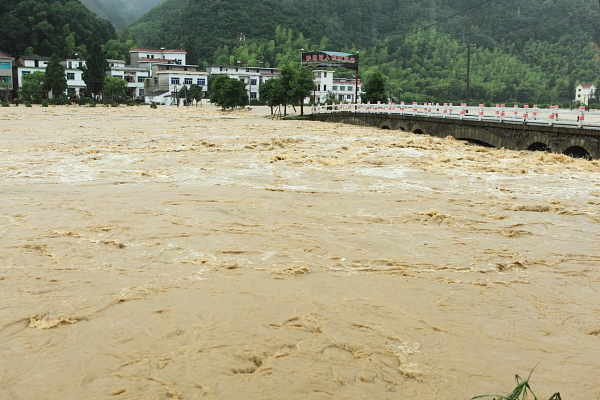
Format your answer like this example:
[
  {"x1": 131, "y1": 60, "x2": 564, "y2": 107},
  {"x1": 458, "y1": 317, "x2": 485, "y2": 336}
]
[
  {"x1": 0, "y1": 50, "x2": 12, "y2": 58},
  {"x1": 130, "y1": 48, "x2": 186, "y2": 53},
  {"x1": 581, "y1": 84, "x2": 596, "y2": 88}
]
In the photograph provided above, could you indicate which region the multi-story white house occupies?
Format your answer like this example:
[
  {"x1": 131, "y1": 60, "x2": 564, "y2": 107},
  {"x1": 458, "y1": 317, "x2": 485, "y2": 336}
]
[
  {"x1": 332, "y1": 77, "x2": 362, "y2": 103},
  {"x1": 60, "y1": 57, "x2": 87, "y2": 97},
  {"x1": 144, "y1": 63, "x2": 209, "y2": 105},
  {"x1": 575, "y1": 84, "x2": 596, "y2": 105},
  {"x1": 16, "y1": 55, "x2": 50, "y2": 81},
  {"x1": 205, "y1": 64, "x2": 280, "y2": 101},
  {"x1": 106, "y1": 59, "x2": 150, "y2": 98},
  {"x1": 130, "y1": 48, "x2": 187, "y2": 70},
  {"x1": 312, "y1": 70, "x2": 362, "y2": 104}
]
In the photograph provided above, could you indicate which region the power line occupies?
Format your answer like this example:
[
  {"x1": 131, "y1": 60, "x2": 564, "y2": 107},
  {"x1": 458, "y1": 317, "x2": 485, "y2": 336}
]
[{"x1": 379, "y1": 0, "x2": 496, "y2": 49}]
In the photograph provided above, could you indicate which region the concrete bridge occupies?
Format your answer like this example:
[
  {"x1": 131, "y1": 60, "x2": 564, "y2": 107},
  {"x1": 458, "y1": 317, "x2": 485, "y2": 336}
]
[{"x1": 310, "y1": 106, "x2": 600, "y2": 159}]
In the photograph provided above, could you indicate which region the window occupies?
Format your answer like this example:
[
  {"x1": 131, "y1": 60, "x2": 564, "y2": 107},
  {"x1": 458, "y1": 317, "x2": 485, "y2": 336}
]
[
  {"x1": 125, "y1": 76, "x2": 134, "y2": 83},
  {"x1": 250, "y1": 79, "x2": 257, "y2": 86},
  {"x1": 184, "y1": 78, "x2": 193, "y2": 85},
  {"x1": 1, "y1": 76, "x2": 11, "y2": 83},
  {"x1": 114, "y1": 75, "x2": 123, "y2": 79},
  {"x1": 347, "y1": 95, "x2": 352, "y2": 100},
  {"x1": 250, "y1": 92, "x2": 257, "y2": 99},
  {"x1": 347, "y1": 86, "x2": 353, "y2": 92},
  {"x1": 339, "y1": 86, "x2": 345, "y2": 91},
  {"x1": 22, "y1": 71, "x2": 31, "y2": 76},
  {"x1": 317, "y1": 84, "x2": 321, "y2": 91},
  {"x1": 197, "y1": 78, "x2": 206, "y2": 85},
  {"x1": 323, "y1": 85, "x2": 327, "y2": 91},
  {"x1": 240, "y1": 78, "x2": 245, "y2": 83},
  {"x1": 324, "y1": 72, "x2": 327, "y2": 77},
  {"x1": 67, "y1": 73, "x2": 75, "y2": 80},
  {"x1": 332, "y1": 86, "x2": 338, "y2": 91},
  {"x1": 0, "y1": 62, "x2": 10, "y2": 69},
  {"x1": 138, "y1": 76, "x2": 145, "y2": 83},
  {"x1": 171, "y1": 77, "x2": 180, "y2": 85}
]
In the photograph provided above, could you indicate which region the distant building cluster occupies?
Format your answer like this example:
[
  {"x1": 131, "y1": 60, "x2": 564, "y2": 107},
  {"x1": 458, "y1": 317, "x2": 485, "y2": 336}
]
[{"x1": 0, "y1": 48, "x2": 363, "y2": 105}]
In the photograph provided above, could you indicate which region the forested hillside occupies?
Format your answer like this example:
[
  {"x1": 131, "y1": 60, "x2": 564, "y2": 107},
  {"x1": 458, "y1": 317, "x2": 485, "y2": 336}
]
[
  {"x1": 124, "y1": 0, "x2": 600, "y2": 104},
  {"x1": 79, "y1": 0, "x2": 166, "y2": 30},
  {"x1": 0, "y1": 0, "x2": 116, "y2": 57}
]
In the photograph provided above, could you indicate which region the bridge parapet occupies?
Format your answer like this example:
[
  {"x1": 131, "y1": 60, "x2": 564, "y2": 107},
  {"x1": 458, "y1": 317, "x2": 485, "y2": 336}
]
[{"x1": 310, "y1": 105, "x2": 600, "y2": 159}]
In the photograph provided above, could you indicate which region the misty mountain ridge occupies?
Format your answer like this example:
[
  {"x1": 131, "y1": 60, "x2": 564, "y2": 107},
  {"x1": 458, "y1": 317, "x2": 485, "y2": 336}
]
[{"x1": 79, "y1": 0, "x2": 167, "y2": 30}]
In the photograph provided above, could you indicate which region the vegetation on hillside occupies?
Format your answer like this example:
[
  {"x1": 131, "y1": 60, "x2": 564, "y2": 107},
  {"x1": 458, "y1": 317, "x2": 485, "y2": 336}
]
[
  {"x1": 79, "y1": 0, "x2": 167, "y2": 30},
  {"x1": 123, "y1": 0, "x2": 600, "y2": 104},
  {"x1": 0, "y1": 0, "x2": 116, "y2": 57}
]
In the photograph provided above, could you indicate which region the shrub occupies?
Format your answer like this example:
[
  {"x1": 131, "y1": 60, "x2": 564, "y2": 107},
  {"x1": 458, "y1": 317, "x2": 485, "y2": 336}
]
[
  {"x1": 126, "y1": 99, "x2": 135, "y2": 106},
  {"x1": 1, "y1": 102, "x2": 10, "y2": 107},
  {"x1": 88, "y1": 102, "x2": 96, "y2": 108},
  {"x1": 12, "y1": 98, "x2": 20, "y2": 106},
  {"x1": 150, "y1": 102, "x2": 158, "y2": 109},
  {"x1": 41, "y1": 99, "x2": 49, "y2": 107},
  {"x1": 24, "y1": 101, "x2": 32, "y2": 107}
]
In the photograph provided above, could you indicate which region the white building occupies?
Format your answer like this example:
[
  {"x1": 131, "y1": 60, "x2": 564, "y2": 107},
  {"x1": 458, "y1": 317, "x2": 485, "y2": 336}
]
[
  {"x1": 575, "y1": 84, "x2": 596, "y2": 105},
  {"x1": 144, "y1": 63, "x2": 208, "y2": 105},
  {"x1": 60, "y1": 57, "x2": 87, "y2": 97},
  {"x1": 332, "y1": 77, "x2": 362, "y2": 103},
  {"x1": 130, "y1": 48, "x2": 187, "y2": 70},
  {"x1": 106, "y1": 59, "x2": 150, "y2": 98},
  {"x1": 15, "y1": 56, "x2": 50, "y2": 89},
  {"x1": 312, "y1": 70, "x2": 362, "y2": 104},
  {"x1": 205, "y1": 64, "x2": 280, "y2": 101}
]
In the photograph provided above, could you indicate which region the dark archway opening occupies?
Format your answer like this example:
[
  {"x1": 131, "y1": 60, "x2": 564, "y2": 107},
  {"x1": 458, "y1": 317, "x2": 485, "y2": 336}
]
[
  {"x1": 459, "y1": 138, "x2": 495, "y2": 148},
  {"x1": 381, "y1": 125, "x2": 390, "y2": 130},
  {"x1": 527, "y1": 142, "x2": 550, "y2": 152},
  {"x1": 413, "y1": 129, "x2": 425, "y2": 135},
  {"x1": 399, "y1": 127, "x2": 407, "y2": 132},
  {"x1": 563, "y1": 146, "x2": 591, "y2": 159}
]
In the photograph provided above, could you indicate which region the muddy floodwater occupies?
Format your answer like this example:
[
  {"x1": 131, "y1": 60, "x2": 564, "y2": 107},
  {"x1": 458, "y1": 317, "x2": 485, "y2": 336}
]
[{"x1": 1, "y1": 105, "x2": 599, "y2": 399}]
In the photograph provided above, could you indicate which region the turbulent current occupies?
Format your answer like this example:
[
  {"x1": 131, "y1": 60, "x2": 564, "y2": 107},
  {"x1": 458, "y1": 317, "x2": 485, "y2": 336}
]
[{"x1": 0, "y1": 105, "x2": 599, "y2": 399}]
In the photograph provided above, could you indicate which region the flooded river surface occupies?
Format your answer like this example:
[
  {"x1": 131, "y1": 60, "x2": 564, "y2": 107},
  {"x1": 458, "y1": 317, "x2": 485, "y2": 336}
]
[{"x1": 1, "y1": 105, "x2": 599, "y2": 399}]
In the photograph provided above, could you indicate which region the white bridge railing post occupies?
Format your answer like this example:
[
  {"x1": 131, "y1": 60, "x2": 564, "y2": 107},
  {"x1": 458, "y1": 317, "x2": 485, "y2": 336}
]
[{"x1": 578, "y1": 106, "x2": 585, "y2": 128}]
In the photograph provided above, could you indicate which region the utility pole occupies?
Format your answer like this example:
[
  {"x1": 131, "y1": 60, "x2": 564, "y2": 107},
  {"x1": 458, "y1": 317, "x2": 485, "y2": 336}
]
[
  {"x1": 462, "y1": 43, "x2": 476, "y2": 106},
  {"x1": 355, "y1": 51, "x2": 359, "y2": 110}
]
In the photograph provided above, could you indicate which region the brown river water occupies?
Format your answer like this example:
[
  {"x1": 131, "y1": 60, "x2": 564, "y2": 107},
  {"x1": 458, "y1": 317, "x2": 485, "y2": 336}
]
[{"x1": 0, "y1": 105, "x2": 599, "y2": 399}]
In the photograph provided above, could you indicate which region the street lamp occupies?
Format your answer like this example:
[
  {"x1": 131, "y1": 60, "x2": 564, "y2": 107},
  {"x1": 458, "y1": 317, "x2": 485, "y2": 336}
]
[
  {"x1": 300, "y1": 48, "x2": 304, "y2": 67},
  {"x1": 462, "y1": 43, "x2": 476, "y2": 106}
]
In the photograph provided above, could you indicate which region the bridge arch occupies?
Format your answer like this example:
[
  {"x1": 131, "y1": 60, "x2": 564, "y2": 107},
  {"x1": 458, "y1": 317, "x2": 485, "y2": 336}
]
[
  {"x1": 521, "y1": 135, "x2": 553, "y2": 152},
  {"x1": 556, "y1": 138, "x2": 596, "y2": 159},
  {"x1": 410, "y1": 123, "x2": 429, "y2": 135},
  {"x1": 442, "y1": 127, "x2": 513, "y2": 150}
]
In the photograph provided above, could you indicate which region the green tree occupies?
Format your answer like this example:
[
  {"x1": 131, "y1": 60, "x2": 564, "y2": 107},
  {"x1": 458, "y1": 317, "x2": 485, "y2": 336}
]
[
  {"x1": 362, "y1": 70, "x2": 388, "y2": 104},
  {"x1": 81, "y1": 40, "x2": 107, "y2": 98},
  {"x1": 210, "y1": 75, "x2": 248, "y2": 109},
  {"x1": 44, "y1": 53, "x2": 67, "y2": 98},
  {"x1": 103, "y1": 75, "x2": 127, "y2": 100},
  {"x1": 188, "y1": 84, "x2": 204, "y2": 106},
  {"x1": 178, "y1": 85, "x2": 196, "y2": 106},
  {"x1": 290, "y1": 67, "x2": 315, "y2": 115},
  {"x1": 19, "y1": 71, "x2": 46, "y2": 103},
  {"x1": 103, "y1": 39, "x2": 135, "y2": 64},
  {"x1": 62, "y1": 25, "x2": 75, "y2": 58},
  {"x1": 259, "y1": 78, "x2": 279, "y2": 114}
]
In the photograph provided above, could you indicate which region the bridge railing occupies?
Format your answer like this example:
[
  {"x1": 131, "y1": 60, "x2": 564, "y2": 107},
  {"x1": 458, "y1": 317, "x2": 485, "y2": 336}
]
[{"x1": 310, "y1": 102, "x2": 600, "y2": 129}]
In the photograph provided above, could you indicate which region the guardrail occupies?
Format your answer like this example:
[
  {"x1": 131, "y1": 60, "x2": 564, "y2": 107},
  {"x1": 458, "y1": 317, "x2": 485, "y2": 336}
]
[{"x1": 311, "y1": 101, "x2": 600, "y2": 130}]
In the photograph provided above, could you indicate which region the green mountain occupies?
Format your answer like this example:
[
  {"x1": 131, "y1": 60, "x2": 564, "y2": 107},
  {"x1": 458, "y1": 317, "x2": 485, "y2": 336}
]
[
  {"x1": 123, "y1": 0, "x2": 600, "y2": 104},
  {"x1": 0, "y1": 0, "x2": 116, "y2": 57},
  {"x1": 79, "y1": 0, "x2": 167, "y2": 30}
]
